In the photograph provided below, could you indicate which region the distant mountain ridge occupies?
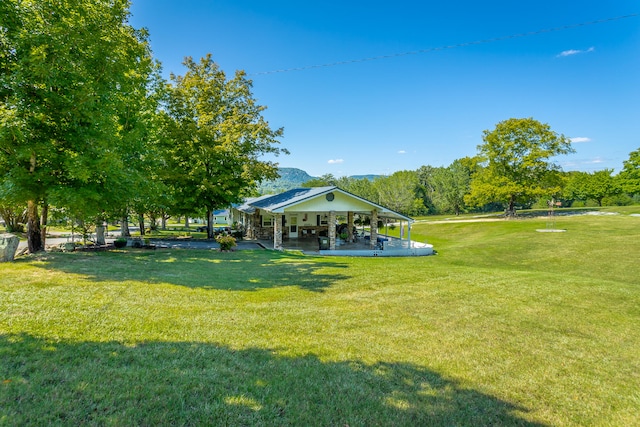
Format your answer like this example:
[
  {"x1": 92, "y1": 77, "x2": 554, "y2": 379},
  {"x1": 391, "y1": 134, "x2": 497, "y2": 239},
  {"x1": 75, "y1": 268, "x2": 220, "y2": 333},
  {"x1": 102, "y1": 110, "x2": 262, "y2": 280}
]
[
  {"x1": 258, "y1": 168, "x2": 382, "y2": 194},
  {"x1": 257, "y1": 168, "x2": 315, "y2": 194}
]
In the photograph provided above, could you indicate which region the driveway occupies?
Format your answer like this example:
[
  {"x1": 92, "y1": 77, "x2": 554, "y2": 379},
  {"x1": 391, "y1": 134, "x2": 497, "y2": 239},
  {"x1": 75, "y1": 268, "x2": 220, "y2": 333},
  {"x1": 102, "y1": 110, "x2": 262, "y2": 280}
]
[
  {"x1": 17, "y1": 235, "x2": 264, "y2": 252},
  {"x1": 148, "y1": 238, "x2": 263, "y2": 250}
]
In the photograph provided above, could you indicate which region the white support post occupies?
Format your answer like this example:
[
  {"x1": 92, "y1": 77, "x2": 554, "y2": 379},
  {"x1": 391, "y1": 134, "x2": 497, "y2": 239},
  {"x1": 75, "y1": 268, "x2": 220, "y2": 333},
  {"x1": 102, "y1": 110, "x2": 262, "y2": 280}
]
[{"x1": 273, "y1": 214, "x2": 283, "y2": 250}]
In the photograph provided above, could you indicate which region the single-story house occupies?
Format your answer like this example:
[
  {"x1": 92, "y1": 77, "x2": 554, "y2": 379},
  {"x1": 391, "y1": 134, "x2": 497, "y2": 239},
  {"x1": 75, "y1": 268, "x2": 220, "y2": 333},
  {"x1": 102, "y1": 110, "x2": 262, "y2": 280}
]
[
  {"x1": 231, "y1": 186, "x2": 434, "y2": 256},
  {"x1": 212, "y1": 209, "x2": 229, "y2": 225}
]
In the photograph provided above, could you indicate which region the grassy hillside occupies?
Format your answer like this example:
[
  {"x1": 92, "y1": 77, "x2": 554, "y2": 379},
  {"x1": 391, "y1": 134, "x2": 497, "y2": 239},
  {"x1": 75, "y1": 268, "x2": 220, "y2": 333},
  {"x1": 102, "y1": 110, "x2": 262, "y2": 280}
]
[{"x1": 1, "y1": 213, "x2": 639, "y2": 425}]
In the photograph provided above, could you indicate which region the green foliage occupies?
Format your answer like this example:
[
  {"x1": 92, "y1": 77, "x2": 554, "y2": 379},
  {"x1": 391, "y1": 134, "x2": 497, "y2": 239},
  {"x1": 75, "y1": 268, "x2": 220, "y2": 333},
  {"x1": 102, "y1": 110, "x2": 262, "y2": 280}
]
[
  {"x1": 564, "y1": 169, "x2": 619, "y2": 206},
  {"x1": 302, "y1": 173, "x2": 338, "y2": 187},
  {"x1": 336, "y1": 176, "x2": 377, "y2": 201},
  {"x1": 601, "y1": 193, "x2": 634, "y2": 206},
  {"x1": 0, "y1": 203, "x2": 26, "y2": 232},
  {"x1": 429, "y1": 158, "x2": 477, "y2": 215},
  {"x1": 113, "y1": 237, "x2": 127, "y2": 248},
  {"x1": 466, "y1": 118, "x2": 574, "y2": 215},
  {"x1": 160, "y1": 55, "x2": 287, "y2": 237},
  {"x1": 618, "y1": 147, "x2": 640, "y2": 196},
  {"x1": 215, "y1": 234, "x2": 237, "y2": 251},
  {"x1": 373, "y1": 170, "x2": 423, "y2": 215},
  {"x1": 416, "y1": 165, "x2": 440, "y2": 213},
  {"x1": 0, "y1": 0, "x2": 155, "y2": 251}
]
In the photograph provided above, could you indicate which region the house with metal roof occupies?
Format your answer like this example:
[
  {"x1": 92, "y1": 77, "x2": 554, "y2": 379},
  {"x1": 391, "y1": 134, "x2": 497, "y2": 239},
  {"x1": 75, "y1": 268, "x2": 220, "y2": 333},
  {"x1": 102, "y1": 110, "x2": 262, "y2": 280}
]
[{"x1": 231, "y1": 186, "x2": 434, "y2": 256}]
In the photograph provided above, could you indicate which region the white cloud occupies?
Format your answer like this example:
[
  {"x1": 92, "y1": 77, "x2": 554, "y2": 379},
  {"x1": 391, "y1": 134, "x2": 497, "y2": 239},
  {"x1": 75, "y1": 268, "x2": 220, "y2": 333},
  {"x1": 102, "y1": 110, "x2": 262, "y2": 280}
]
[
  {"x1": 398, "y1": 150, "x2": 406, "y2": 154},
  {"x1": 557, "y1": 47, "x2": 595, "y2": 57},
  {"x1": 586, "y1": 158, "x2": 604, "y2": 164},
  {"x1": 327, "y1": 158, "x2": 344, "y2": 164},
  {"x1": 570, "y1": 137, "x2": 591, "y2": 143}
]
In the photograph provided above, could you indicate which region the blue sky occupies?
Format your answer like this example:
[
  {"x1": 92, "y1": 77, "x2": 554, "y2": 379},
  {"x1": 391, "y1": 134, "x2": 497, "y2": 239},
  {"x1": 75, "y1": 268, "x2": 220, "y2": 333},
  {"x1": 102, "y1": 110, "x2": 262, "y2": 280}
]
[{"x1": 129, "y1": 1, "x2": 639, "y2": 177}]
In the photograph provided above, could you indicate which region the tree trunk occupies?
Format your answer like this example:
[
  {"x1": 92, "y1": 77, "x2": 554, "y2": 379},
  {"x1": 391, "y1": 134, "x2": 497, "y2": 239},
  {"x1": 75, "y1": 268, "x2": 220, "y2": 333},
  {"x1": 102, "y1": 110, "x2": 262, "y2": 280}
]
[
  {"x1": 27, "y1": 200, "x2": 43, "y2": 253},
  {"x1": 207, "y1": 209, "x2": 214, "y2": 239},
  {"x1": 120, "y1": 214, "x2": 131, "y2": 237},
  {"x1": 506, "y1": 195, "x2": 517, "y2": 218},
  {"x1": 26, "y1": 152, "x2": 44, "y2": 253},
  {"x1": 161, "y1": 212, "x2": 168, "y2": 230},
  {"x1": 138, "y1": 214, "x2": 145, "y2": 236},
  {"x1": 184, "y1": 216, "x2": 189, "y2": 229},
  {"x1": 149, "y1": 212, "x2": 157, "y2": 231},
  {"x1": 40, "y1": 202, "x2": 48, "y2": 247}
]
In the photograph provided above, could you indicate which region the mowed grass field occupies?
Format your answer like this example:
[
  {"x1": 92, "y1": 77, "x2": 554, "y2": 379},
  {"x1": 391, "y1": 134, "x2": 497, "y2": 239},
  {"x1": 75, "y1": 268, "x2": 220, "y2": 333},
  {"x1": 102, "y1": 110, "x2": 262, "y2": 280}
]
[{"x1": 1, "y1": 210, "x2": 639, "y2": 426}]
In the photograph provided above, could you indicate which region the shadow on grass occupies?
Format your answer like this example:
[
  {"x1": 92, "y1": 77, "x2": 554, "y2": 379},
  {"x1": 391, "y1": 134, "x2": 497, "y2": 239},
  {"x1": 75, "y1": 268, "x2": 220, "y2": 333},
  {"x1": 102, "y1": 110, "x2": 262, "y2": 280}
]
[
  {"x1": 0, "y1": 333, "x2": 544, "y2": 426},
  {"x1": 25, "y1": 250, "x2": 349, "y2": 292}
]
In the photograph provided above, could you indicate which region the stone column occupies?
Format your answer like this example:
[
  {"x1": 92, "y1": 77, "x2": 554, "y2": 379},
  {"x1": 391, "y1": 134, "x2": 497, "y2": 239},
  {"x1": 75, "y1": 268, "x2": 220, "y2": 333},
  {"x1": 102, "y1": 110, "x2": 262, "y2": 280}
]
[
  {"x1": 96, "y1": 222, "x2": 106, "y2": 245},
  {"x1": 0, "y1": 234, "x2": 20, "y2": 262},
  {"x1": 328, "y1": 210, "x2": 336, "y2": 250},
  {"x1": 273, "y1": 214, "x2": 283, "y2": 250},
  {"x1": 347, "y1": 211, "x2": 354, "y2": 242},
  {"x1": 370, "y1": 210, "x2": 378, "y2": 249},
  {"x1": 249, "y1": 213, "x2": 257, "y2": 239}
]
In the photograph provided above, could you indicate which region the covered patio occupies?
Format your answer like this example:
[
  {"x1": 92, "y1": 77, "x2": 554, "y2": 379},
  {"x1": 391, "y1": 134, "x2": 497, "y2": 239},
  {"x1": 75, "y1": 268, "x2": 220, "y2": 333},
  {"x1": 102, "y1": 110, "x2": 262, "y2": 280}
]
[
  {"x1": 256, "y1": 233, "x2": 434, "y2": 257},
  {"x1": 232, "y1": 186, "x2": 434, "y2": 257}
]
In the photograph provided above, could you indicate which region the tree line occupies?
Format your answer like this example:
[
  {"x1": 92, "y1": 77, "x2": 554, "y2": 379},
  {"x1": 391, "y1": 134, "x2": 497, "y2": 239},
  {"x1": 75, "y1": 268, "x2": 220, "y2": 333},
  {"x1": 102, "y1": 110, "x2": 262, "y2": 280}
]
[
  {"x1": 304, "y1": 119, "x2": 640, "y2": 217},
  {"x1": 0, "y1": 0, "x2": 286, "y2": 253}
]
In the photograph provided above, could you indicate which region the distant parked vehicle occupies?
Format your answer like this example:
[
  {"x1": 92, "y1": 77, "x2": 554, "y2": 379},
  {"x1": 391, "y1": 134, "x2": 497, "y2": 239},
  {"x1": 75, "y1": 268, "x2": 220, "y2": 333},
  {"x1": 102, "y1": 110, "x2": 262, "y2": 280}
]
[{"x1": 195, "y1": 225, "x2": 231, "y2": 234}]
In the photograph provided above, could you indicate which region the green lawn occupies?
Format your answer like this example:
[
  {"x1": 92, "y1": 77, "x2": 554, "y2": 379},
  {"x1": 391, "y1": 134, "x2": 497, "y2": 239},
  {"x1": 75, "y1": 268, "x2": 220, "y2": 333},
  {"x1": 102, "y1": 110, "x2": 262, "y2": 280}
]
[{"x1": 1, "y1": 213, "x2": 639, "y2": 426}]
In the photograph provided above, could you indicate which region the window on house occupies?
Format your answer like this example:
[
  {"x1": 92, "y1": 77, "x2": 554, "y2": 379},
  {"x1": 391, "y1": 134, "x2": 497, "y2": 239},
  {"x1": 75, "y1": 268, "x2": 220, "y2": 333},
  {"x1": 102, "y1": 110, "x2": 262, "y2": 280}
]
[
  {"x1": 316, "y1": 214, "x2": 328, "y2": 226},
  {"x1": 262, "y1": 215, "x2": 273, "y2": 227}
]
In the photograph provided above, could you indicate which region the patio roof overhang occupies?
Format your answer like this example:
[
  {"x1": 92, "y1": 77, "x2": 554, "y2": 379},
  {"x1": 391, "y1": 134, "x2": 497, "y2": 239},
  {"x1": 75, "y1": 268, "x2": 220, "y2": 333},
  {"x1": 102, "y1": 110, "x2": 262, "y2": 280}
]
[{"x1": 249, "y1": 186, "x2": 413, "y2": 222}]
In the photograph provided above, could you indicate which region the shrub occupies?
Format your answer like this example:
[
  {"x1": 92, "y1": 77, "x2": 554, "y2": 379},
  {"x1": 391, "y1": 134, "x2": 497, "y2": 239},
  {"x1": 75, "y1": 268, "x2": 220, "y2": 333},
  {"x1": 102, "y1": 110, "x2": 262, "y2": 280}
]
[
  {"x1": 114, "y1": 238, "x2": 127, "y2": 248},
  {"x1": 602, "y1": 194, "x2": 634, "y2": 206},
  {"x1": 6, "y1": 224, "x2": 24, "y2": 233},
  {"x1": 216, "y1": 234, "x2": 236, "y2": 251}
]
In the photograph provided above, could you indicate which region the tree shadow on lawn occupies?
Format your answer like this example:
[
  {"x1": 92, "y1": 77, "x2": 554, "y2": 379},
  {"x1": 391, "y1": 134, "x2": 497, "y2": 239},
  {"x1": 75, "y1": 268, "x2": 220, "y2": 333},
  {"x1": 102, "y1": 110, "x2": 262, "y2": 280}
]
[
  {"x1": 27, "y1": 250, "x2": 350, "y2": 292},
  {"x1": 1, "y1": 333, "x2": 545, "y2": 426}
]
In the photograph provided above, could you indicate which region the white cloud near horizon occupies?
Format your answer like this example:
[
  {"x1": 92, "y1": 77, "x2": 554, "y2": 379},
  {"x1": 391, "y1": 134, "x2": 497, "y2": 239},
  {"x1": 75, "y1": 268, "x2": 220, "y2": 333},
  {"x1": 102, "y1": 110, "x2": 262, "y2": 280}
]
[
  {"x1": 328, "y1": 158, "x2": 344, "y2": 164},
  {"x1": 557, "y1": 47, "x2": 595, "y2": 57},
  {"x1": 562, "y1": 157, "x2": 609, "y2": 171},
  {"x1": 570, "y1": 137, "x2": 592, "y2": 143},
  {"x1": 398, "y1": 150, "x2": 406, "y2": 154},
  {"x1": 585, "y1": 158, "x2": 604, "y2": 164}
]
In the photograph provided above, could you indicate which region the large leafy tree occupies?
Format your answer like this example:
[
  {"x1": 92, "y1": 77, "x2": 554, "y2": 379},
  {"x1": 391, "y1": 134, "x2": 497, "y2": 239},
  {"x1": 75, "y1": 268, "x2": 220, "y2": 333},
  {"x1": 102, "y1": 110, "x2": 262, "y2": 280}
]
[
  {"x1": 618, "y1": 147, "x2": 640, "y2": 196},
  {"x1": 374, "y1": 170, "x2": 424, "y2": 216},
  {"x1": 336, "y1": 176, "x2": 377, "y2": 202},
  {"x1": 416, "y1": 165, "x2": 440, "y2": 214},
  {"x1": 430, "y1": 158, "x2": 478, "y2": 215},
  {"x1": 0, "y1": 0, "x2": 154, "y2": 252},
  {"x1": 466, "y1": 118, "x2": 574, "y2": 216},
  {"x1": 161, "y1": 55, "x2": 287, "y2": 238},
  {"x1": 564, "y1": 169, "x2": 619, "y2": 206}
]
